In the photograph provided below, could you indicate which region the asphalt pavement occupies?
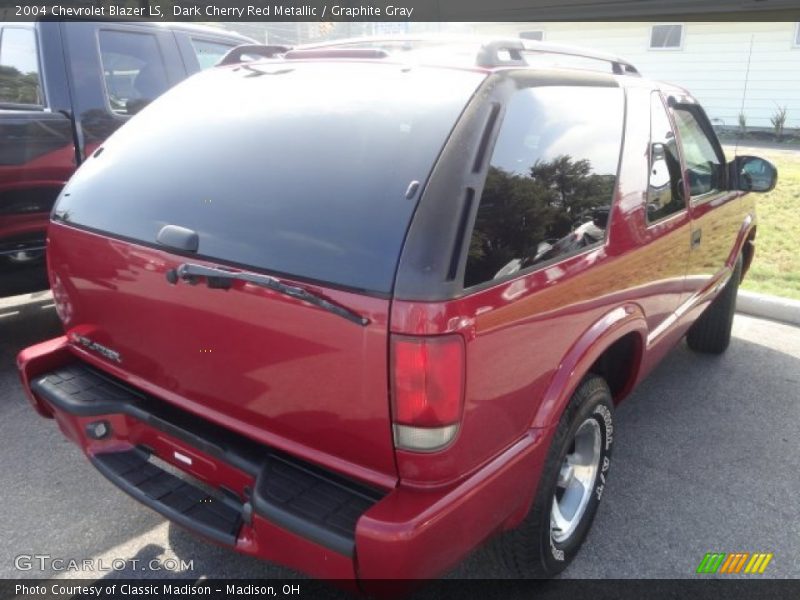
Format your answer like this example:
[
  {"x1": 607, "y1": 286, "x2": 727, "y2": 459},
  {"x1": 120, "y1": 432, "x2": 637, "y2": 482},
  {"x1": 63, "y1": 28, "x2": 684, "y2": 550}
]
[{"x1": 1, "y1": 291, "x2": 798, "y2": 582}]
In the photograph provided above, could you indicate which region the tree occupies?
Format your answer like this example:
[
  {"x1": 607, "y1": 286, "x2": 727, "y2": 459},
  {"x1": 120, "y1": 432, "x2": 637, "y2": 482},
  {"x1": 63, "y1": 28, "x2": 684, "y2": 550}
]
[
  {"x1": 0, "y1": 66, "x2": 40, "y2": 105},
  {"x1": 465, "y1": 155, "x2": 615, "y2": 287}
]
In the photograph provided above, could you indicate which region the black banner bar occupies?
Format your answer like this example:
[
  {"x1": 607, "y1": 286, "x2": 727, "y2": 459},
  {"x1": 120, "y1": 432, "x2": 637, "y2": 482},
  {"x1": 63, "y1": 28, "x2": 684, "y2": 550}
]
[
  {"x1": 4, "y1": 579, "x2": 800, "y2": 600},
  {"x1": 1, "y1": 0, "x2": 800, "y2": 22}
]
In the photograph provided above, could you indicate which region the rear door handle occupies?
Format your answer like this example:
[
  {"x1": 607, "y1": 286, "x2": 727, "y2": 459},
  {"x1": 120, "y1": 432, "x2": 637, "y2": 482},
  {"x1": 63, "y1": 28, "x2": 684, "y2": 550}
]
[{"x1": 691, "y1": 228, "x2": 702, "y2": 248}]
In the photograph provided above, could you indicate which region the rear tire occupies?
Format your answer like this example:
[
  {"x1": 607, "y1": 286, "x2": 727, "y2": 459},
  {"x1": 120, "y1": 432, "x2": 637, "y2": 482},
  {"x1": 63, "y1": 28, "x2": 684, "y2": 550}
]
[
  {"x1": 492, "y1": 375, "x2": 614, "y2": 578},
  {"x1": 686, "y1": 257, "x2": 742, "y2": 355},
  {"x1": 2, "y1": 250, "x2": 45, "y2": 265}
]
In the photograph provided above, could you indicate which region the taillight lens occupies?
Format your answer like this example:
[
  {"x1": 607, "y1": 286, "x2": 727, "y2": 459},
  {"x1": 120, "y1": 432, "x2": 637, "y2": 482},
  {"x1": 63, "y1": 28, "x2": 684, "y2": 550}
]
[{"x1": 391, "y1": 334, "x2": 465, "y2": 452}]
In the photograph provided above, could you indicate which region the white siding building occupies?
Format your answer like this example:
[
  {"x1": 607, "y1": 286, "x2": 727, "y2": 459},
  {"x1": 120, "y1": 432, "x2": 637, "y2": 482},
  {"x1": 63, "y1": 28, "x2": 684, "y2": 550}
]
[{"x1": 471, "y1": 22, "x2": 800, "y2": 131}]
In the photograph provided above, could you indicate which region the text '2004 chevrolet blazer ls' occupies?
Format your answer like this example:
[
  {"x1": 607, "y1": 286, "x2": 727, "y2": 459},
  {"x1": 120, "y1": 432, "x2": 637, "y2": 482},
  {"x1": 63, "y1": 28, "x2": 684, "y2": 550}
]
[{"x1": 17, "y1": 38, "x2": 777, "y2": 584}]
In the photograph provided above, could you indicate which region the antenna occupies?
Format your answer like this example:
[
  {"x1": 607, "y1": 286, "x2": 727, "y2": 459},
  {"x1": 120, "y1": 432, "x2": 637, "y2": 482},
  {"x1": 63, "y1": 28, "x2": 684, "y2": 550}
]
[{"x1": 735, "y1": 34, "x2": 755, "y2": 158}]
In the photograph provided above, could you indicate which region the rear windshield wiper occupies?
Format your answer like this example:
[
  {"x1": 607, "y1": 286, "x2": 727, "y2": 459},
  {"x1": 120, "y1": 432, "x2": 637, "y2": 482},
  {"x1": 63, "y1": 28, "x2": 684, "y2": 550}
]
[{"x1": 167, "y1": 263, "x2": 370, "y2": 326}]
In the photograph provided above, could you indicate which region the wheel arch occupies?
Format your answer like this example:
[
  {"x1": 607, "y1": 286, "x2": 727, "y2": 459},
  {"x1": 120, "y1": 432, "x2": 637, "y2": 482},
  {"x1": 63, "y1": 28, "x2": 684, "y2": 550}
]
[{"x1": 531, "y1": 304, "x2": 647, "y2": 430}]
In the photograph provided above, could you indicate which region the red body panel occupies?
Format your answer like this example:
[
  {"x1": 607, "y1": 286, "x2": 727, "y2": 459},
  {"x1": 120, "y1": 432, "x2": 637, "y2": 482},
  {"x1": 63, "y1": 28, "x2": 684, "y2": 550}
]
[
  {"x1": 47, "y1": 223, "x2": 398, "y2": 488},
  {"x1": 356, "y1": 431, "x2": 546, "y2": 582},
  {"x1": 386, "y1": 84, "x2": 738, "y2": 487},
  {"x1": 18, "y1": 337, "x2": 548, "y2": 581},
  {"x1": 0, "y1": 143, "x2": 76, "y2": 243},
  {"x1": 0, "y1": 211, "x2": 50, "y2": 242}
]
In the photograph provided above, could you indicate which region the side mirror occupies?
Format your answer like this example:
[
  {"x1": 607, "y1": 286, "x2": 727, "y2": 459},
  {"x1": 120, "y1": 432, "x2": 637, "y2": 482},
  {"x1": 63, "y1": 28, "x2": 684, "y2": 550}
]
[{"x1": 733, "y1": 156, "x2": 778, "y2": 193}]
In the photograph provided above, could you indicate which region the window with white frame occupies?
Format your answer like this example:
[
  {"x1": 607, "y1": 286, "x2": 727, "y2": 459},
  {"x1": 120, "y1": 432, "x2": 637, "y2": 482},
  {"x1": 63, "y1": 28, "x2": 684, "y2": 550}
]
[
  {"x1": 794, "y1": 22, "x2": 800, "y2": 47},
  {"x1": 520, "y1": 30, "x2": 544, "y2": 41},
  {"x1": 650, "y1": 24, "x2": 683, "y2": 50}
]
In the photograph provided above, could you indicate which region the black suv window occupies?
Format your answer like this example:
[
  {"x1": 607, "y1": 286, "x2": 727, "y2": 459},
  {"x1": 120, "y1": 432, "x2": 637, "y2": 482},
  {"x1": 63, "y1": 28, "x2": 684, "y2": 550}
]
[
  {"x1": 647, "y1": 92, "x2": 684, "y2": 222},
  {"x1": 190, "y1": 38, "x2": 235, "y2": 69},
  {"x1": 98, "y1": 30, "x2": 169, "y2": 115},
  {"x1": 671, "y1": 107, "x2": 724, "y2": 197},
  {"x1": 464, "y1": 85, "x2": 624, "y2": 289},
  {"x1": 0, "y1": 27, "x2": 42, "y2": 106},
  {"x1": 54, "y1": 64, "x2": 485, "y2": 294}
]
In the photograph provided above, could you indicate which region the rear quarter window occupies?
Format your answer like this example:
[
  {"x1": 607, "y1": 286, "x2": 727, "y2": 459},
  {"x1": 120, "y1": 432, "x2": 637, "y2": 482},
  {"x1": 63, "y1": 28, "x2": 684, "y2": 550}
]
[{"x1": 464, "y1": 85, "x2": 624, "y2": 289}]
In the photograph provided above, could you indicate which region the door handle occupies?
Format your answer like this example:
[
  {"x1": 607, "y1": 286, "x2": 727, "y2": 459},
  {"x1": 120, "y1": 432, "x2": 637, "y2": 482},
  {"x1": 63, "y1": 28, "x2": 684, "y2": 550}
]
[{"x1": 691, "y1": 228, "x2": 702, "y2": 248}]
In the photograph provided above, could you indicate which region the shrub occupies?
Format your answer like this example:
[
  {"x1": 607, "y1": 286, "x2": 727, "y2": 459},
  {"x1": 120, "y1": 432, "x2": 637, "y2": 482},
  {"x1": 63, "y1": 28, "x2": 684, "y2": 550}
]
[{"x1": 770, "y1": 105, "x2": 788, "y2": 141}]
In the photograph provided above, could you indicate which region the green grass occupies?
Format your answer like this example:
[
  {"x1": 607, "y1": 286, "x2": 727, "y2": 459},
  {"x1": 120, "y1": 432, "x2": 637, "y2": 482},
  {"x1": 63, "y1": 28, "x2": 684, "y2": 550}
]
[{"x1": 725, "y1": 146, "x2": 800, "y2": 300}]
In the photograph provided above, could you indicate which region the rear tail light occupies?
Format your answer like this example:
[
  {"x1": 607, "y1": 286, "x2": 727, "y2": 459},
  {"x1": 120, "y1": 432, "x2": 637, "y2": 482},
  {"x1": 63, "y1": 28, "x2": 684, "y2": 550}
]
[{"x1": 390, "y1": 334, "x2": 465, "y2": 452}]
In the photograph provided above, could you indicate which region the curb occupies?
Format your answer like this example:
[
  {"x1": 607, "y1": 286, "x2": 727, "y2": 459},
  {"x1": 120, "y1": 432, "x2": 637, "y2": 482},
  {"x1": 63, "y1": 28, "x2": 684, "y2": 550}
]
[
  {"x1": 736, "y1": 290, "x2": 800, "y2": 327},
  {"x1": 0, "y1": 290, "x2": 52, "y2": 311}
]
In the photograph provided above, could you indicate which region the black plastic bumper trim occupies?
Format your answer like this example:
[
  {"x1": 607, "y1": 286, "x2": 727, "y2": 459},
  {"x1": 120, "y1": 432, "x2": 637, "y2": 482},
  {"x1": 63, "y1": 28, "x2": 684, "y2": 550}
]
[
  {"x1": 31, "y1": 361, "x2": 388, "y2": 556},
  {"x1": 253, "y1": 454, "x2": 384, "y2": 556},
  {"x1": 92, "y1": 448, "x2": 243, "y2": 547},
  {"x1": 31, "y1": 364, "x2": 263, "y2": 476}
]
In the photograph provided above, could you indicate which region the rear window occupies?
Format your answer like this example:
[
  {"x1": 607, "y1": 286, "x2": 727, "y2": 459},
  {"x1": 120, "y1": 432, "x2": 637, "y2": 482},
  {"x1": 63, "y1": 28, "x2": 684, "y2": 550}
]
[{"x1": 54, "y1": 63, "x2": 484, "y2": 294}]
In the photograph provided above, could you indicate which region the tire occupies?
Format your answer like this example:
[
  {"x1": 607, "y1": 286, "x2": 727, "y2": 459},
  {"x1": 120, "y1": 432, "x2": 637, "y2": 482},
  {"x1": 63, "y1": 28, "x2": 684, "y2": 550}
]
[
  {"x1": 686, "y1": 257, "x2": 742, "y2": 355},
  {"x1": 1, "y1": 250, "x2": 45, "y2": 267},
  {"x1": 492, "y1": 375, "x2": 614, "y2": 578}
]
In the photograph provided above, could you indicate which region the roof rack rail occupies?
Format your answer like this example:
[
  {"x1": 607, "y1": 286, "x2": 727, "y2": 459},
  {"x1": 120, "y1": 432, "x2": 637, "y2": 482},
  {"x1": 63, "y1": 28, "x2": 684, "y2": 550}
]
[
  {"x1": 217, "y1": 44, "x2": 291, "y2": 66},
  {"x1": 479, "y1": 39, "x2": 640, "y2": 75},
  {"x1": 284, "y1": 48, "x2": 390, "y2": 61},
  {"x1": 299, "y1": 35, "x2": 641, "y2": 76}
]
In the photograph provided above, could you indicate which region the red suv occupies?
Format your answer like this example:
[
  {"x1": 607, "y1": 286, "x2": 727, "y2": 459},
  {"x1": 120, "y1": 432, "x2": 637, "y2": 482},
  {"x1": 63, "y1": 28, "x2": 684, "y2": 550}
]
[{"x1": 17, "y1": 38, "x2": 777, "y2": 583}]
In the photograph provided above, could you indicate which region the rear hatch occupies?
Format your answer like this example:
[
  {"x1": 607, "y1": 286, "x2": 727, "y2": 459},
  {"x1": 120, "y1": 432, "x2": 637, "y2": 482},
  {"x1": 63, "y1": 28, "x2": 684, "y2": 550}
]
[{"x1": 48, "y1": 61, "x2": 484, "y2": 481}]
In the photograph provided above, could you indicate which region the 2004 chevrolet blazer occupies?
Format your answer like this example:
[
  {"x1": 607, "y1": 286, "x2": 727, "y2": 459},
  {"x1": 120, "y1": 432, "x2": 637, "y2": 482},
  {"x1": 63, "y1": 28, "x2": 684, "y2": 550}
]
[{"x1": 17, "y1": 38, "x2": 778, "y2": 583}]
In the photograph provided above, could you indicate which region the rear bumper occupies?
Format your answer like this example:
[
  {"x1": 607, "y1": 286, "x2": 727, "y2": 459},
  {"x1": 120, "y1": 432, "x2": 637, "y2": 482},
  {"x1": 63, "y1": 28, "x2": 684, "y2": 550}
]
[{"x1": 18, "y1": 338, "x2": 548, "y2": 582}]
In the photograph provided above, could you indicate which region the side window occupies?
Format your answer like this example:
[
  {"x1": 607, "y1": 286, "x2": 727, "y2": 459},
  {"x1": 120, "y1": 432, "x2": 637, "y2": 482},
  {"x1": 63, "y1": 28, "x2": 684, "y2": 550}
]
[
  {"x1": 671, "y1": 107, "x2": 724, "y2": 197},
  {"x1": 98, "y1": 30, "x2": 169, "y2": 116},
  {"x1": 464, "y1": 86, "x2": 624, "y2": 289},
  {"x1": 0, "y1": 27, "x2": 43, "y2": 106},
  {"x1": 191, "y1": 39, "x2": 235, "y2": 69},
  {"x1": 647, "y1": 93, "x2": 685, "y2": 222}
]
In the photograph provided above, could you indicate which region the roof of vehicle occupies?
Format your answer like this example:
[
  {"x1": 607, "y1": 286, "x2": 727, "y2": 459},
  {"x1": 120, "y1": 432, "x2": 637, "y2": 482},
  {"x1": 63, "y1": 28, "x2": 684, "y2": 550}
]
[
  {"x1": 231, "y1": 35, "x2": 641, "y2": 81},
  {"x1": 219, "y1": 36, "x2": 701, "y2": 101},
  {"x1": 308, "y1": 36, "x2": 635, "y2": 68}
]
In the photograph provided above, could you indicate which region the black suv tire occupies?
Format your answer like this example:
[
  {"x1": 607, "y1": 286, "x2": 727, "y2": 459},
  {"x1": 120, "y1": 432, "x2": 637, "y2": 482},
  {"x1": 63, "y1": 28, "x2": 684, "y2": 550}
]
[{"x1": 686, "y1": 257, "x2": 743, "y2": 355}]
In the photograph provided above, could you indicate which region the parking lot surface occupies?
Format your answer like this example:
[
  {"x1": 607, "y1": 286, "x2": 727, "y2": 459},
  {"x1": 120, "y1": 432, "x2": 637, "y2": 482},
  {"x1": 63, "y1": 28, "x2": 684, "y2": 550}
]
[{"x1": 1, "y1": 291, "x2": 798, "y2": 581}]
